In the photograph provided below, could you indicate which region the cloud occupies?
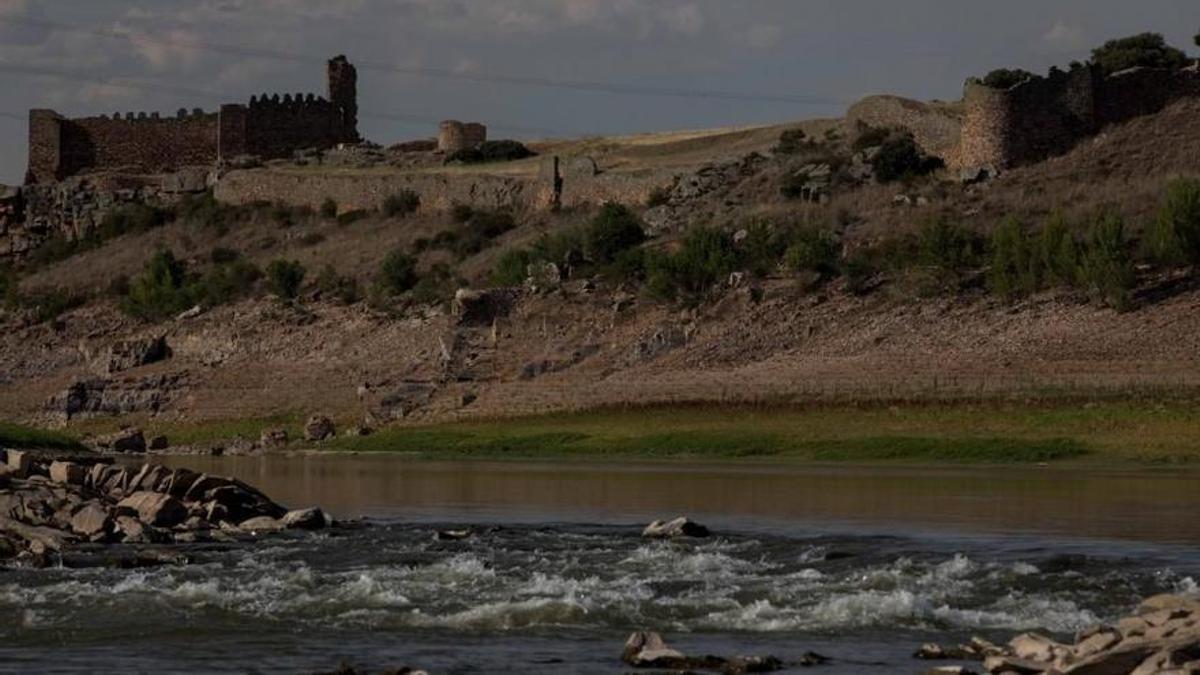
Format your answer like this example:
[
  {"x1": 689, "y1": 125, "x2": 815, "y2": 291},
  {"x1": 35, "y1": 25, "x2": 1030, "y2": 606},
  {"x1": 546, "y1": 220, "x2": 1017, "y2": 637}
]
[
  {"x1": 1042, "y1": 21, "x2": 1088, "y2": 52},
  {"x1": 0, "y1": 0, "x2": 52, "y2": 45},
  {"x1": 742, "y1": 24, "x2": 783, "y2": 50}
]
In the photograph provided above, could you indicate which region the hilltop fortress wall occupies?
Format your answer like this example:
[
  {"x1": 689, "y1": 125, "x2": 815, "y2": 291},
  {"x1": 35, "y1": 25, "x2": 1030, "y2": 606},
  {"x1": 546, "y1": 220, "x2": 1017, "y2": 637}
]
[{"x1": 26, "y1": 56, "x2": 358, "y2": 184}]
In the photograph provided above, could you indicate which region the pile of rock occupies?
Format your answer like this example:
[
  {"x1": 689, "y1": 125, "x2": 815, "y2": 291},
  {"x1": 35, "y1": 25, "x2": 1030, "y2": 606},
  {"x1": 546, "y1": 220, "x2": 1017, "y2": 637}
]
[
  {"x1": 1, "y1": 448, "x2": 328, "y2": 567},
  {"x1": 621, "y1": 631, "x2": 824, "y2": 673},
  {"x1": 917, "y1": 594, "x2": 1200, "y2": 674}
]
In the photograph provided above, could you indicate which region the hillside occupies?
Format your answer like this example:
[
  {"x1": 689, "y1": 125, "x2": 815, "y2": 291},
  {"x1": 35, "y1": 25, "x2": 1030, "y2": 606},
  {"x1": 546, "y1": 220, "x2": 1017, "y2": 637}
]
[{"x1": 3, "y1": 99, "x2": 1200, "y2": 434}]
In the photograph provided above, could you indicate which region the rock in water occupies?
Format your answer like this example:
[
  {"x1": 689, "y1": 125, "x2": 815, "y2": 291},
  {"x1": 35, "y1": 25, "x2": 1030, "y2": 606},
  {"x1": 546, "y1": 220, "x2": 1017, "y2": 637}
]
[
  {"x1": 117, "y1": 492, "x2": 188, "y2": 527},
  {"x1": 642, "y1": 516, "x2": 710, "y2": 539},
  {"x1": 69, "y1": 503, "x2": 112, "y2": 538},
  {"x1": 282, "y1": 507, "x2": 328, "y2": 530}
]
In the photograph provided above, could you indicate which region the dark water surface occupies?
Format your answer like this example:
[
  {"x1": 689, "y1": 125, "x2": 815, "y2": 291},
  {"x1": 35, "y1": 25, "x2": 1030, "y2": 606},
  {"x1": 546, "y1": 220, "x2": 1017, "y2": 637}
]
[{"x1": 2, "y1": 457, "x2": 1199, "y2": 674}]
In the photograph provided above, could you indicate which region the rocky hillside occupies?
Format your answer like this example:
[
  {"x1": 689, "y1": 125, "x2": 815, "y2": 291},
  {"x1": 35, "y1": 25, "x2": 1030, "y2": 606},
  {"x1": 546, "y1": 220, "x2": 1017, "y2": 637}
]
[{"x1": 2, "y1": 100, "x2": 1200, "y2": 431}]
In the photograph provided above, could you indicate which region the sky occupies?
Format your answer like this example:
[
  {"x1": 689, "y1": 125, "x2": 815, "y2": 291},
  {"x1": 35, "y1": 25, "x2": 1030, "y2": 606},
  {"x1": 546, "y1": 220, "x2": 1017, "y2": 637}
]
[{"x1": 0, "y1": 0, "x2": 1198, "y2": 184}]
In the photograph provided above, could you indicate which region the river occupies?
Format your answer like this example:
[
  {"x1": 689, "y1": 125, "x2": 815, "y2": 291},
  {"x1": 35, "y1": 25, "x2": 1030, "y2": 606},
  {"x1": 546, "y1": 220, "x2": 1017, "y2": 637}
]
[{"x1": 2, "y1": 457, "x2": 1199, "y2": 673}]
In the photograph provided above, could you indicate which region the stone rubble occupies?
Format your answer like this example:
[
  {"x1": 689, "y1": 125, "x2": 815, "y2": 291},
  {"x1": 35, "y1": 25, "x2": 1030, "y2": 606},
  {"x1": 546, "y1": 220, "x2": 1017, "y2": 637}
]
[
  {"x1": 621, "y1": 631, "x2": 821, "y2": 673},
  {"x1": 916, "y1": 594, "x2": 1200, "y2": 675},
  {"x1": 642, "y1": 516, "x2": 711, "y2": 539},
  {"x1": 1, "y1": 448, "x2": 329, "y2": 568}
]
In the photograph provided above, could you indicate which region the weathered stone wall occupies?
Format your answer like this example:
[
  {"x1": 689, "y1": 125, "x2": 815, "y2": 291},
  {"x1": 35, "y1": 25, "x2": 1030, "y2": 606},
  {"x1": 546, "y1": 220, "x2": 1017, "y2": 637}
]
[
  {"x1": 25, "y1": 56, "x2": 359, "y2": 184},
  {"x1": 958, "y1": 64, "x2": 1200, "y2": 170},
  {"x1": 438, "y1": 120, "x2": 488, "y2": 154},
  {"x1": 846, "y1": 95, "x2": 963, "y2": 166}
]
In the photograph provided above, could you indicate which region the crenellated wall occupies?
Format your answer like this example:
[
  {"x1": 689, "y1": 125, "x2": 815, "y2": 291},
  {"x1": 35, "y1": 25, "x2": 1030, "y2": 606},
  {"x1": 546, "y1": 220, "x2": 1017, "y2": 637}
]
[{"x1": 26, "y1": 55, "x2": 359, "y2": 184}]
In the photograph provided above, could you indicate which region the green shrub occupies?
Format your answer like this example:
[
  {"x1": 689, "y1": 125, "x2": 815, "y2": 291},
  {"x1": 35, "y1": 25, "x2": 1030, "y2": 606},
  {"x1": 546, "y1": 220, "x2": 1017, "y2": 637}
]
[
  {"x1": 872, "y1": 134, "x2": 944, "y2": 183},
  {"x1": 1148, "y1": 178, "x2": 1200, "y2": 265},
  {"x1": 195, "y1": 260, "x2": 261, "y2": 306},
  {"x1": 1079, "y1": 211, "x2": 1136, "y2": 310},
  {"x1": 981, "y1": 68, "x2": 1037, "y2": 89},
  {"x1": 467, "y1": 210, "x2": 517, "y2": 239},
  {"x1": 0, "y1": 264, "x2": 16, "y2": 306},
  {"x1": 840, "y1": 254, "x2": 877, "y2": 295},
  {"x1": 319, "y1": 198, "x2": 338, "y2": 219},
  {"x1": 989, "y1": 217, "x2": 1040, "y2": 300},
  {"x1": 738, "y1": 220, "x2": 785, "y2": 277},
  {"x1": 266, "y1": 259, "x2": 306, "y2": 299},
  {"x1": 269, "y1": 202, "x2": 313, "y2": 228},
  {"x1": 919, "y1": 216, "x2": 980, "y2": 271},
  {"x1": 298, "y1": 232, "x2": 326, "y2": 247},
  {"x1": 106, "y1": 273, "x2": 130, "y2": 298},
  {"x1": 783, "y1": 227, "x2": 841, "y2": 280},
  {"x1": 316, "y1": 264, "x2": 360, "y2": 305},
  {"x1": 1091, "y1": 32, "x2": 1187, "y2": 76},
  {"x1": 1038, "y1": 212, "x2": 1080, "y2": 287},
  {"x1": 379, "y1": 250, "x2": 418, "y2": 295},
  {"x1": 656, "y1": 226, "x2": 739, "y2": 299},
  {"x1": 337, "y1": 209, "x2": 368, "y2": 226},
  {"x1": 774, "y1": 128, "x2": 813, "y2": 155},
  {"x1": 451, "y1": 203, "x2": 475, "y2": 224},
  {"x1": 97, "y1": 203, "x2": 170, "y2": 239},
  {"x1": 585, "y1": 203, "x2": 645, "y2": 264},
  {"x1": 646, "y1": 185, "x2": 671, "y2": 208},
  {"x1": 121, "y1": 250, "x2": 193, "y2": 321},
  {"x1": 18, "y1": 286, "x2": 87, "y2": 323},
  {"x1": 852, "y1": 126, "x2": 892, "y2": 153},
  {"x1": 447, "y1": 140, "x2": 535, "y2": 164},
  {"x1": 411, "y1": 263, "x2": 457, "y2": 305},
  {"x1": 531, "y1": 230, "x2": 585, "y2": 267},
  {"x1": 210, "y1": 247, "x2": 240, "y2": 265},
  {"x1": 382, "y1": 190, "x2": 421, "y2": 218},
  {"x1": 490, "y1": 249, "x2": 533, "y2": 287}
]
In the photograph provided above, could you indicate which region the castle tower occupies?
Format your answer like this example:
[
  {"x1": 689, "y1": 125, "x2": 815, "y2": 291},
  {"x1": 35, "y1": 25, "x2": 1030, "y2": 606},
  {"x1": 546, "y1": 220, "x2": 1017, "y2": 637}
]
[{"x1": 327, "y1": 55, "x2": 358, "y2": 143}]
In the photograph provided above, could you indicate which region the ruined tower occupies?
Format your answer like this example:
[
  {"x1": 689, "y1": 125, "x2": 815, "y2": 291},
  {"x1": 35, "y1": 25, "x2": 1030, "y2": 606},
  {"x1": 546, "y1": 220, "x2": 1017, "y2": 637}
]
[{"x1": 328, "y1": 55, "x2": 359, "y2": 144}]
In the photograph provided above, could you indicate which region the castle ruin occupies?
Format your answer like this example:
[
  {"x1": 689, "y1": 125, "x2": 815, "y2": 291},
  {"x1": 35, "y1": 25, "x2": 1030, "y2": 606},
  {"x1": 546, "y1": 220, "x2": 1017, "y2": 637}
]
[
  {"x1": 437, "y1": 120, "x2": 487, "y2": 154},
  {"x1": 26, "y1": 55, "x2": 359, "y2": 184}
]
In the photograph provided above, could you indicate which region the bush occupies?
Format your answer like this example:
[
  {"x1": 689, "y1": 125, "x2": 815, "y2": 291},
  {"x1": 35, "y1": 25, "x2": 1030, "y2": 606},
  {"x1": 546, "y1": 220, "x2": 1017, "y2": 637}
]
[
  {"x1": 195, "y1": 260, "x2": 261, "y2": 306},
  {"x1": 379, "y1": 250, "x2": 418, "y2": 295},
  {"x1": 1038, "y1": 212, "x2": 1080, "y2": 287},
  {"x1": 268, "y1": 202, "x2": 313, "y2": 228},
  {"x1": 97, "y1": 203, "x2": 170, "y2": 239},
  {"x1": 651, "y1": 226, "x2": 739, "y2": 300},
  {"x1": 852, "y1": 126, "x2": 892, "y2": 153},
  {"x1": 1079, "y1": 211, "x2": 1135, "y2": 310},
  {"x1": 447, "y1": 140, "x2": 535, "y2": 164},
  {"x1": 450, "y1": 203, "x2": 475, "y2": 224},
  {"x1": 121, "y1": 250, "x2": 193, "y2": 321},
  {"x1": 784, "y1": 227, "x2": 841, "y2": 280},
  {"x1": 319, "y1": 198, "x2": 338, "y2": 219},
  {"x1": 1091, "y1": 32, "x2": 1187, "y2": 76},
  {"x1": 382, "y1": 190, "x2": 421, "y2": 218},
  {"x1": 210, "y1": 247, "x2": 240, "y2": 265},
  {"x1": 337, "y1": 209, "x2": 368, "y2": 226},
  {"x1": 989, "y1": 217, "x2": 1039, "y2": 300},
  {"x1": 981, "y1": 68, "x2": 1037, "y2": 89},
  {"x1": 646, "y1": 185, "x2": 671, "y2": 208},
  {"x1": 411, "y1": 263, "x2": 457, "y2": 305},
  {"x1": 298, "y1": 232, "x2": 326, "y2": 247},
  {"x1": 738, "y1": 220, "x2": 785, "y2": 277},
  {"x1": 106, "y1": 274, "x2": 130, "y2": 298},
  {"x1": 467, "y1": 210, "x2": 517, "y2": 239},
  {"x1": 840, "y1": 254, "x2": 877, "y2": 295},
  {"x1": 490, "y1": 249, "x2": 533, "y2": 287},
  {"x1": 0, "y1": 264, "x2": 16, "y2": 306},
  {"x1": 1148, "y1": 178, "x2": 1200, "y2": 266},
  {"x1": 266, "y1": 259, "x2": 306, "y2": 299},
  {"x1": 872, "y1": 134, "x2": 943, "y2": 183},
  {"x1": 585, "y1": 203, "x2": 646, "y2": 264},
  {"x1": 18, "y1": 287, "x2": 87, "y2": 324},
  {"x1": 774, "y1": 128, "x2": 813, "y2": 155},
  {"x1": 316, "y1": 264, "x2": 360, "y2": 305}
]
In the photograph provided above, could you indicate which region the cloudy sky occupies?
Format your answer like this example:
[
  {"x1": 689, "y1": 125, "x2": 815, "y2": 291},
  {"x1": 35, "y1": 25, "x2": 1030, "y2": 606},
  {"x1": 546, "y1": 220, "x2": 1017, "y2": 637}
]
[{"x1": 0, "y1": 0, "x2": 1197, "y2": 184}]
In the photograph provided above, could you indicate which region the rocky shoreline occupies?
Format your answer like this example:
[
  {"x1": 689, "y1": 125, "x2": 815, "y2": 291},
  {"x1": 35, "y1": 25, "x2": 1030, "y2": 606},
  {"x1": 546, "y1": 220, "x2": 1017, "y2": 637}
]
[{"x1": 0, "y1": 446, "x2": 328, "y2": 567}]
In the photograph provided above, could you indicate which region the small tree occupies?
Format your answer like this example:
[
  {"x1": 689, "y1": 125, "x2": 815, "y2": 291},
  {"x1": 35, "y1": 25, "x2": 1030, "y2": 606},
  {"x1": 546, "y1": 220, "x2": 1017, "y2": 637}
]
[
  {"x1": 379, "y1": 250, "x2": 418, "y2": 295},
  {"x1": 319, "y1": 198, "x2": 338, "y2": 219},
  {"x1": 1091, "y1": 33, "x2": 1187, "y2": 76},
  {"x1": 989, "y1": 217, "x2": 1038, "y2": 300},
  {"x1": 490, "y1": 249, "x2": 533, "y2": 287},
  {"x1": 1148, "y1": 178, "x2": 1200, "y2": 266},
  {"x1": 1038, "y1": 212, "x2": 1080, "y2": 287},
  {"x1": 266, "y1": 259, "x2": 306, "y2": 299},
  {"x1": 382, "y1": 190, "x2": 421, "y2": 218},
  {"x1": 872, "y1": 135, "x2": 943, "y2": 183},
  {"x1": 585, "y1": 203, "x2": 645, "y2": 264},
  {"x1": 121, "y1": 250, "x2": 192, "y2": 321},
  {"x1": 784, "y1": 227, "x2": 841, "y2": 280},
  {"x1": 981, "y1": 68, "x2": 1036, "y2": 89},
  {"x1": 1079, "y1": 211, "x2": 1135, "y2": 310}
]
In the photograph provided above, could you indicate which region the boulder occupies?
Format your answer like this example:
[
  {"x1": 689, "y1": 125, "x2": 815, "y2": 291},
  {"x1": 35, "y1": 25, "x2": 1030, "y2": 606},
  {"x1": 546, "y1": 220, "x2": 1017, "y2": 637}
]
[
  {"x1": 1138, "y1": 594, "x2": 1200, "y2": 617},
  {"x1": 642, "y1": 516, "x2": 710, "y2": 539},
  {"x1": 148, "y1": 435, "x2": 170, "y2": 451},
  {"x1": 1008, "y1": 633, "x2": 1070, "y2": 663},
  {"x1": 98, "y1": 336, "x2": 170, "y2": 374},
  {"x1": 239, "y1": 516, "x2": 285, "y2": 532},
  {"x1": 621, "y1": 631, "x2": 687, "y2": 668},
  {"x1": 304, "y1": 415, "x2": 336, "y2": 442},
  {"x1": 6, "y1": 450, "x2": 33, "y2": 478},
  {"x1": 69, "y1": 503, "x2": 112, "y2": 537},
  {"x1": 282, "y1": 507, "x2": 328, "y2": 530},
  {"x1": 117, "y1": 492, "x2": 187, "y2": 527},
  {"x1": 260, "y1": 428, "x2": 288, "y2": 448},
  {"x1": 452, "y1": 288, "x2": 519, "y2": 326},
  {"x1": 48, "y1": 461, "x2": 87, "y2": 486},
  {"x1": 98, "y1": 428, "x2": 147, "y2": 454}
]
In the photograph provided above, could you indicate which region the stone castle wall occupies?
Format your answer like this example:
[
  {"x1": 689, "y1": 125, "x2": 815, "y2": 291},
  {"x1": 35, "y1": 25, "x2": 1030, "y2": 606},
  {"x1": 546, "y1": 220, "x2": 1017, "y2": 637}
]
[
  {"x1": 26, "y1": 56, "x2": 358, "y2": 184},
  {"x1": 437, "y1": 120, "x2": 488, "y2": 154},
  {"x1": 958, "y1": 64, "x2": 1200, "y2": 170},
  {"x1": 846, "y1": 95, "x2": 964, "y2": 167}
]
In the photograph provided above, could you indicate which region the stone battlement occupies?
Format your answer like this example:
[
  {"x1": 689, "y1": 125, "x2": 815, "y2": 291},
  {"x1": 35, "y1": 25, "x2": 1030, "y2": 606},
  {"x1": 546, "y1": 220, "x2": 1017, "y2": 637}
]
[{"x1": 26, "y1": 55, "x2": 359, "y2": 184}]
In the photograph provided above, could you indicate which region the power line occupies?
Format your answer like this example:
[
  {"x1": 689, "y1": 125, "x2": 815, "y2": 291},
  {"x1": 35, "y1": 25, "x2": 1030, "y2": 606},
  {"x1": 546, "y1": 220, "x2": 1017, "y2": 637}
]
[
  {"x1": 0, "y1": 63, "x2": 560, "y2": 136},
  {"x1": 0, "y1": 13, "x2": 850, "y2": 106}
]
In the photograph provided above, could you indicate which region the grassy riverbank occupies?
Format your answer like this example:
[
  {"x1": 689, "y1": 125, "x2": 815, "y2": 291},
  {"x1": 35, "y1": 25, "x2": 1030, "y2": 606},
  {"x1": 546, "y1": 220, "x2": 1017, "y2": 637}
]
[
  {"x1": 55, "y1": 398, "x2": 1200, "y2": 464},
  {"x1": 0, "y1": 421, "x2": 84, "y2": 451}
]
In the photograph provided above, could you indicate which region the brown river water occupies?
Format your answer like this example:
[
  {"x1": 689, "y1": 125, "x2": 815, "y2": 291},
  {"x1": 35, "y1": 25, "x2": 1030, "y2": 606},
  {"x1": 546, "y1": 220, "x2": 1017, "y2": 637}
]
[{"x1": 2, "y1": 457, "x2": 1199, "y2": 674}]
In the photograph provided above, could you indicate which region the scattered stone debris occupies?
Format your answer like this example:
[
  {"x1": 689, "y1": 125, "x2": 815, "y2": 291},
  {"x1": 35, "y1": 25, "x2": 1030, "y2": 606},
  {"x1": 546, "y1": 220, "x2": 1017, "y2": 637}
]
[
  {"x1": 642, "y1": 516, "x2": 710, "y2": 539},
  {"x1": 303, "y1": 415, "x2": 336, "y2": 442},
  {"x1": 47, "y1": 374, "x2": 186, "y2": 420},
  {"x1": 1, "y1": 448, "x2": 328, "y2": 568},
  {"x1": 91, "y1": 427, "x2": 148, "y2": 454},
  {"x1": 96, "y1": 335, "x2": 171, "y2": 375},
  {"x1": 621, "y1": 631, "x2": 805, "y2": 673},
  {"x1": 915, "y1": 594, "x2": 1200, "y2": 674}
]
